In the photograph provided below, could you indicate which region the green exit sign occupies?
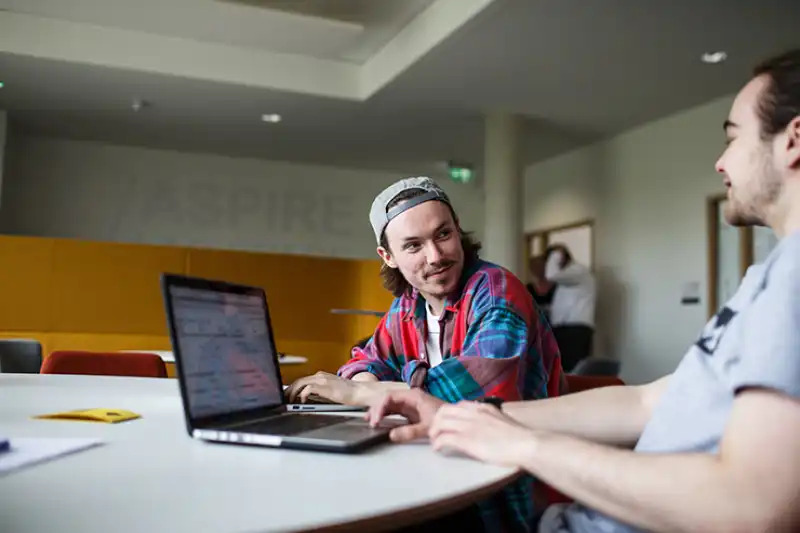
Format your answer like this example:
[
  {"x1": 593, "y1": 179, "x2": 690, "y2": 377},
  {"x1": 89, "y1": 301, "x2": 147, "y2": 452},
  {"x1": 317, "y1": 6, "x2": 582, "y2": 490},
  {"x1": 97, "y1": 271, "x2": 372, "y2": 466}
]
[{"x1": 448, "y1": 166, "x2": 473, "y2": 183}]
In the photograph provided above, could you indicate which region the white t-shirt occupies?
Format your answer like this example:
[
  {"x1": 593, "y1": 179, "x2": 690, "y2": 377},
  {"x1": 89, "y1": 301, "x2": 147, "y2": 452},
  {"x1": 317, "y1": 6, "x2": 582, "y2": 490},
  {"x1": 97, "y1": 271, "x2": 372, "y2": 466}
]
[
  {"x1": 425, "y1": 303, "x2": 443, "y2": 368},
  {"x1": 545, "y1": 253, "x2": 596, "y2": 327}
]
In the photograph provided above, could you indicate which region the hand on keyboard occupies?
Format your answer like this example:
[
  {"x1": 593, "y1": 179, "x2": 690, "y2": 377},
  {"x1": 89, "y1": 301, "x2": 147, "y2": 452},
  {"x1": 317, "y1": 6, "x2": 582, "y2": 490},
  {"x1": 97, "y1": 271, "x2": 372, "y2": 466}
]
[
  {"x1": 304, "y1": 393, "x2": 339, "y2": 405},
  {"x1": 284, "y1": 372, "x2": 365, "y2": 405}
]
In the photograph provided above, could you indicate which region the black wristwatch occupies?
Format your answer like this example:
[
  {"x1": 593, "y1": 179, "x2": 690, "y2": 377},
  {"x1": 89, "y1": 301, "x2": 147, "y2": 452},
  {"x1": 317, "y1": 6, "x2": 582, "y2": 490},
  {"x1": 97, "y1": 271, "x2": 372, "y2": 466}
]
[{"x1": 478, "y1": 396, "x2": 504, "y2": 410}]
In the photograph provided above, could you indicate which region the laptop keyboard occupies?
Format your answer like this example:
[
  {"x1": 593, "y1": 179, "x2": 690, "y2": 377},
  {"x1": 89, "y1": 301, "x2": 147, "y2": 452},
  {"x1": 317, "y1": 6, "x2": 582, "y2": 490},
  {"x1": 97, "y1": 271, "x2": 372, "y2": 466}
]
[{"x1": 240, "y1": 414, "x2": 346, "y2": 436}]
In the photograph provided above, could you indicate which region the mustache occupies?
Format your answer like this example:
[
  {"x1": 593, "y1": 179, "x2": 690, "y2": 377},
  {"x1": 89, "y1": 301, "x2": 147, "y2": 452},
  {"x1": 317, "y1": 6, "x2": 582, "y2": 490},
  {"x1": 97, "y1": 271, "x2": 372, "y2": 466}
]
[{"x1": 424, "y1": 261, "x2": 455, "y2": 279}]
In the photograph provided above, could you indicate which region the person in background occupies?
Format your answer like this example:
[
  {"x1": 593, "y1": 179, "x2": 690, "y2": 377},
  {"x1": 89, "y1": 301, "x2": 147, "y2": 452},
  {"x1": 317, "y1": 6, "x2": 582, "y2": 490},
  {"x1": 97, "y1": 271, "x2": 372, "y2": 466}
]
[
  {"x1": 367, "y1": 48, "x2": 800, "y2": 533},
  {"x1": 544, "y1": 243, "x2": 596, "y2": 372},
  {"x1": 286, "y1": 176, "x2": 564, "y2": 531},
  {"x1": 526, "y1": 254, "x2": 556, "y2": 321}
]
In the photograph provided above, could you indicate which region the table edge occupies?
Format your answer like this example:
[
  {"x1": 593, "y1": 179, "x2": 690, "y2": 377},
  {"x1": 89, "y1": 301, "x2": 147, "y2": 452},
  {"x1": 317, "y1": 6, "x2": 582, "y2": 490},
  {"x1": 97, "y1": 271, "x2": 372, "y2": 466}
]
[{"x1": 300, "y1": 468, "x2": 524, "y2": 532}]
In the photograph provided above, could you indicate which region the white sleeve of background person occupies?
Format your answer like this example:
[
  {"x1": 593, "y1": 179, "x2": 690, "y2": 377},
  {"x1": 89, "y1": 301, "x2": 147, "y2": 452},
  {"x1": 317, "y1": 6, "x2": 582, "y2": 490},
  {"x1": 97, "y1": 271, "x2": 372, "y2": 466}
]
[
  {"x1": 544, "y1": 251, "x2": 564, "y2": 279},
  {"x1": 731, "y1": 231, "x2": 800, "y2": 398},
  {"x1": 547, "y1": 262, "x2": 588, "y2": 285}
]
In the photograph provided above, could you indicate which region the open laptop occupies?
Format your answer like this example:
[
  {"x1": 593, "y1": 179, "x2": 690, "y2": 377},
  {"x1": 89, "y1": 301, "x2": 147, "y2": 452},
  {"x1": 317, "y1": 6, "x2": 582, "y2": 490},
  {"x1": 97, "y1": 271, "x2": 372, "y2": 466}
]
[{"x1": 160, "y1": 273, "x2": 397, "y2": 453}]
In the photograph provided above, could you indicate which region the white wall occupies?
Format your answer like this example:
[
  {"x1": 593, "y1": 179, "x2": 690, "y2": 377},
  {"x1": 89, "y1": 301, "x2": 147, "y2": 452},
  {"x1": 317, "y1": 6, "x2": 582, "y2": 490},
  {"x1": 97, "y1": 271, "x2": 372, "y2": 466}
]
[
  {"x1": 525, "y1": 94, "x2": 734, "y2": 384},
  {"x1": 0, "y1": 134, "x2": 484, "y2": 260},
  {"x1": 524, "y1": 142, "x2": 604, "y2": 231}
]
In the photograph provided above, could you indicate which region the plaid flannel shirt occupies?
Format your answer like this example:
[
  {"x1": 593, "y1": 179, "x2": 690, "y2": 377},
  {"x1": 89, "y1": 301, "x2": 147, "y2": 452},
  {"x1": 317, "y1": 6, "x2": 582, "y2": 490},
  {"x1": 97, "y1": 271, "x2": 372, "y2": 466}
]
[{"x1": 339, "y1": 259, "x2": 564, "y2": 531}]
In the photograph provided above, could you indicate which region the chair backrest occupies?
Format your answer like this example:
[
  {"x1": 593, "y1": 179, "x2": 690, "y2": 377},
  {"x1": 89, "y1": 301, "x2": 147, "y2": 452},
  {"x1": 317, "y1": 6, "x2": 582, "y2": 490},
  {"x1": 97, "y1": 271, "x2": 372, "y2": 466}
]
[
  {"x1": 537, "y1": 373, "x2": 627, "y2": 506},
  {"x1": 41, "y1": 351, "x2": 167, "y2": 378},
  {"x1": 548, "y1": 354, "x2": 568, "y2": 397},
  {"x1": 565, "y1": 374, "x2": 625, "y2": 394},
  {"x1": 570, "y1": 357, "x2": 621, "y2": 377},
  {"x1": 0, "y1": 339, "x2": 43, "y2": 374}
]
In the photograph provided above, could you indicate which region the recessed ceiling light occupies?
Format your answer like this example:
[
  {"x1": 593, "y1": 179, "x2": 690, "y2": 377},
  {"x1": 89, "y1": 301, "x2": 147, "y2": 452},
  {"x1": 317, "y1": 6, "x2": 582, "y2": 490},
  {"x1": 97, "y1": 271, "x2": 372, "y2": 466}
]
[
  {"x1": 701, "y1": 51, "x2": 728, "y2": 64},
  {"x1": 261, "y1": 113, "x2": 282, "y2": 123},
  {"x1": 131, "y1": 98, "x2": 150, "y2": 112}
]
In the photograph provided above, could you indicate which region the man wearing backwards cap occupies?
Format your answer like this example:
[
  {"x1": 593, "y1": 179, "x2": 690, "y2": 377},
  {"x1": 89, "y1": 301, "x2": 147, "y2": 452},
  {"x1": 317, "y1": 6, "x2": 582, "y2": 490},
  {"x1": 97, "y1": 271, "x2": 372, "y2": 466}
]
[{"x1": 287, "y1": 176, "x2": 563, "y2": 532}]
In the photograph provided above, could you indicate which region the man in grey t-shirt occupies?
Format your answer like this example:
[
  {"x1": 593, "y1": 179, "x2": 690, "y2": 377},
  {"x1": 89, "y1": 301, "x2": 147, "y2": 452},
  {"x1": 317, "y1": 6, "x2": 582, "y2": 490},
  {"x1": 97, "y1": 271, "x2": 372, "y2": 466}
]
[
  {"x1": 543, "y1": 230, "x2": 800, "y2": 533},
  {"x1": 366, "y1": 48, "x2": 800, "y2": 533}
]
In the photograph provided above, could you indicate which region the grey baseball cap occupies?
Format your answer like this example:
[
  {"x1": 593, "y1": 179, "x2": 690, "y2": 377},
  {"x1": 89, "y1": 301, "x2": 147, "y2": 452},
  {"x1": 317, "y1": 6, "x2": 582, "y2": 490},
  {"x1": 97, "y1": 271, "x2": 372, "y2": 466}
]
[{"x1": 369, "y1": 176, "x2": 452, "y2": 244}]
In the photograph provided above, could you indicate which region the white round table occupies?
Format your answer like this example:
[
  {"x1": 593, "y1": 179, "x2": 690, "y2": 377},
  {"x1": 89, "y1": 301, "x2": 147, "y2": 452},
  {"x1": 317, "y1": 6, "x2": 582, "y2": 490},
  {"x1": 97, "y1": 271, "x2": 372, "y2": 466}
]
[{"x1": 0, "y1": 374, "x2": 521, "y2": 532}]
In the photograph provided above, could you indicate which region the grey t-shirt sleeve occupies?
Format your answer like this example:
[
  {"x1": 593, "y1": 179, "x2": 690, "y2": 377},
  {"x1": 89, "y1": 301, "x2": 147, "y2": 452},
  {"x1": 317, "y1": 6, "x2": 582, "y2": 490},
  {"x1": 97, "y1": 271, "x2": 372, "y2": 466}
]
[{"x1": 731, "y1": 237, "x2": 800, "y2": 398}]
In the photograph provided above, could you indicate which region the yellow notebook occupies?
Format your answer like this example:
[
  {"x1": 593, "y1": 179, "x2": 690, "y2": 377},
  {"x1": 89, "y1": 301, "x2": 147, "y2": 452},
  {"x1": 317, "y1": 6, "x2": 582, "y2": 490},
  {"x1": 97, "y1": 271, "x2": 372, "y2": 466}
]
[{"x1": 34, "y1": 408, "x2": 141, "y2": 424}]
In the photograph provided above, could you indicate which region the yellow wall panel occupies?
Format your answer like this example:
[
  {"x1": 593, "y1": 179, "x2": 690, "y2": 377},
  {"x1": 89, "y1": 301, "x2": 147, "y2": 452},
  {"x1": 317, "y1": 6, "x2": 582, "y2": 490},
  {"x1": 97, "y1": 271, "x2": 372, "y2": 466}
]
[
  {"x1": 352, "y1": 260, "x2": 393, "y2": 312},
  {"x1": 347, "y1": 260, "x2": 393, "y2": 343},
  {"x1": 47, "y1": 332, "x2": 171, "y2": 354},
  {"x1": 51, "y1": 240, "x2": 187, "y2": 334},
  {"x1": 0, "y1": 236, "x2": 55, "y2": 331},
  {"x1": 187, "y1": 249, "x2": 355, "y2": 343},
  {"x1": 277, "y1": 339, "x2": 356, "y2": 377},
  {"x1": 0, "y1": 234, "x2": 394, "y2": 379}
]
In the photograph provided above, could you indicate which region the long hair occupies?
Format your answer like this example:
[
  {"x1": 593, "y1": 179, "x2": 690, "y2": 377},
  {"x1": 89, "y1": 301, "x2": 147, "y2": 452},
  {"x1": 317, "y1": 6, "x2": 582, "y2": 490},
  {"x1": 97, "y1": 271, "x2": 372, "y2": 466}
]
[{"x1": 378, "y1": 189, "x2": 482, "y2": 298}]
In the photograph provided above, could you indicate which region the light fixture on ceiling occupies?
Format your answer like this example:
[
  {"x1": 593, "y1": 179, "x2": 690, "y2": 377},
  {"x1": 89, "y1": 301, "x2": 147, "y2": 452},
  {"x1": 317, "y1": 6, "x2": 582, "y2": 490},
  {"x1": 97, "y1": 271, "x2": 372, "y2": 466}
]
[
  {"x1": 131, "y1": 98, "x2": 150, "y2": 112},
  {"x1": 701, "y1": 51, "x2": 728, "y2": 64},
  {"x1": 261, "y1": 113, "x2": 282, "y2": 123},
  {"x1": 0, "y1": 81, "x2": 5, "y2": 89}
]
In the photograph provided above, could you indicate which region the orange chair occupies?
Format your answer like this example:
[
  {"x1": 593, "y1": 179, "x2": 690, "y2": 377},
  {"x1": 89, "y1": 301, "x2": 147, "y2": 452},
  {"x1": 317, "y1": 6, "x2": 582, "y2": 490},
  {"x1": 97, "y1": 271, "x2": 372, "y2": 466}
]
[
  {"x1": 565, "y1": 374, "x2": 625, "y2": 394},
  {"x1": 41, "y1": 351, "x2": 167, "y2": 378},
  {"x1": 536, "y1": 374, "x2": 627, "y2": 506},
  {"x1": 547, "y1": 355, "x2": 569, "y2": 398}
]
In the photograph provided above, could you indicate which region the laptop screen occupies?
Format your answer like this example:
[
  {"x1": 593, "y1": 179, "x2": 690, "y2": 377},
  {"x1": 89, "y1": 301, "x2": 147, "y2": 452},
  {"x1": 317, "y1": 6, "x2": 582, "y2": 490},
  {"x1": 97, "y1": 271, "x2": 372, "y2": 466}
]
[{"x1": 168, "y1": 284, "x2": 283, "y2": 418}]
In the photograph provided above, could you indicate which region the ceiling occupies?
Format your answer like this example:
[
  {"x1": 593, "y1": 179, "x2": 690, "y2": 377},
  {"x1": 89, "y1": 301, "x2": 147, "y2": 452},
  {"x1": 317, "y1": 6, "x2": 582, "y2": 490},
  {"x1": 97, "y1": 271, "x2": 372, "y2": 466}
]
[
  {"x1": 224, "y1": 0, "x2": 433, "y2": 27},
  {"x1": 0, "y1": 0, "x2": 436, "y2": 63},
  {"x1": 0, "y1": 0, "x2": 798, "y2": 175}
]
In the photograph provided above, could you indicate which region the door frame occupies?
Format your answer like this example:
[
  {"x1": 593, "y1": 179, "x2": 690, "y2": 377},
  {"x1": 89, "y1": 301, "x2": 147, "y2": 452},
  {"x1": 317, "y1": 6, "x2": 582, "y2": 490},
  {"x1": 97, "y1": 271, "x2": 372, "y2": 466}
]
[{"x1": 706, "y1": 193, "x2": 753, "y2": 317}]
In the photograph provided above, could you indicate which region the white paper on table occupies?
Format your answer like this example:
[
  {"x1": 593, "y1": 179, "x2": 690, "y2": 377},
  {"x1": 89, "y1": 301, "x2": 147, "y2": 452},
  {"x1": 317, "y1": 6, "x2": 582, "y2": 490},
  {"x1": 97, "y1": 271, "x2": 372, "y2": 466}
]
[{"x1": 0, "y1": 437, "x2": 104, "y2": 477}]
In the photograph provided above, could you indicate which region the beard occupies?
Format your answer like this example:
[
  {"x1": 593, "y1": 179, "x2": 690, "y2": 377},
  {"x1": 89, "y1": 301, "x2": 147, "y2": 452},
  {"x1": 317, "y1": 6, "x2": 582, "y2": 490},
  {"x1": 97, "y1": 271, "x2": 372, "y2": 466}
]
[
  {"x1": 725, "y1": 147, "x2": 782, "y2": 227},
  {"x1": 420, "y1": 260, "x2": 461, "y2": 298}
]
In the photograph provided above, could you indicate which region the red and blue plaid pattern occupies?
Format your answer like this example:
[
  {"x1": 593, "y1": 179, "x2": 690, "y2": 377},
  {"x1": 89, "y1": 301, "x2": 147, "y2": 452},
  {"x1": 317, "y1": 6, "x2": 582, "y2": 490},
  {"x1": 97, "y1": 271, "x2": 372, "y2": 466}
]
[{"x1": 339, "y1": 259, "x2": 564, "y2": 531}]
